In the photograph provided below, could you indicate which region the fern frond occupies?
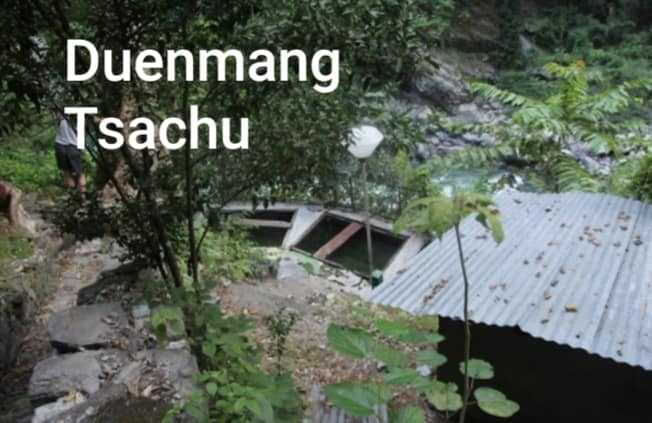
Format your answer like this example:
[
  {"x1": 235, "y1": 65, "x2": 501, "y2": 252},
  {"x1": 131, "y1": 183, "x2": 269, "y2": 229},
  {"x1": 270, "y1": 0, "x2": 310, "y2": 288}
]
[
  {"x1": 551, "y1": 155, "x2": 604, "y2": 193},
  {"x1": 470, "y1": 82, "x2": 537, "y2": 108}
]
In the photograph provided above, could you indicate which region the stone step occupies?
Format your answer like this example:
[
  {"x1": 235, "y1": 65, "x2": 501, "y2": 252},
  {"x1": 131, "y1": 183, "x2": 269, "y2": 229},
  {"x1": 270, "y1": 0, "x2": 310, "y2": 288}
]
[
  {"x1": 29, "y1": 349, "x2": 130, "y2": 402},
  {"x1": 47, "y1": 303, "x2": 129, "y2": 352},
  {"x1": 30, "y1": 349, "x2": 198, "y2": 421}
]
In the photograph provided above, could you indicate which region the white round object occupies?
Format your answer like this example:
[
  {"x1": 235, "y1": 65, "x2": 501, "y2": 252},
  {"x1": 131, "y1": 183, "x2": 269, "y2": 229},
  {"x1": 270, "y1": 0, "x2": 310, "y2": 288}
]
[{"x1": 347, "y1": 125, "x2": 384, "y2": 159}]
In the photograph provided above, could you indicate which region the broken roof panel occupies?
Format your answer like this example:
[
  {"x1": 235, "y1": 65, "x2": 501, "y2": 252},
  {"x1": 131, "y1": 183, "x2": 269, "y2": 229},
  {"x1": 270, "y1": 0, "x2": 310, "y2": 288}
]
[{"x1": 371, "y1": 192, "x2": 652, "y2": 370}]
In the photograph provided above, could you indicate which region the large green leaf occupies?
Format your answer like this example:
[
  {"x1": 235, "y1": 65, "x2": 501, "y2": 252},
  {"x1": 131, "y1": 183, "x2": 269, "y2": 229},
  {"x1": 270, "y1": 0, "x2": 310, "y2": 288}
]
[
  {"x1": 459, "y1": 359, "x2": 494, "y2": 380},
  {"x1": 474, "y1": 388, "x2": 520, "y2": 418},
  {"x1": 390, "y1": 405, "x2": 425, "y2": 423},
  {"x1": 375, "y1": 319, "x2": 412, "y2": 339},
  {"x1": 425, "y1": 381, "x2": 462, "y2": 412},
  {"x1": 383, "y1": 368, "x2": 426, "y2": 386},
  {"x1": 476, "y1": 207, "x2": 504, "y2": 244},
  {"x1": 375, "y1": 319, "x2": 444, "y2": 344},
  {"x1": 415, "y1": 350, "x2": 447, "y2": 368},
  {"x1": 327, "y1": 325, "x2": 375, "y2": 359},
  {"x1": 324, "y1": 383, "x2": 392, "y2": 417},
  {"x1": 372, "y1": 343, "x2": 409, "y2": 368},
  {"x1": 241, "y1": 394, "x2": 274, "y2": 423}
]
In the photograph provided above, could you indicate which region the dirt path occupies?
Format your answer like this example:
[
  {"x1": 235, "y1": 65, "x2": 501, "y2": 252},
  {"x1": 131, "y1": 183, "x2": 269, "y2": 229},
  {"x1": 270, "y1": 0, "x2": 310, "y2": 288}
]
[{"x1": 0, "y1": 202, "x2": 113, "y2": 422}]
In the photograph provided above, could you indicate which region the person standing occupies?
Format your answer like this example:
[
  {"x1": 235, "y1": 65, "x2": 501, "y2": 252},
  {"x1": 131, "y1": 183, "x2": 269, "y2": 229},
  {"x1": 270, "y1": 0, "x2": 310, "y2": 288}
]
[{"x1": 53, "y1": 109, "x2": 86, "y2": 193}]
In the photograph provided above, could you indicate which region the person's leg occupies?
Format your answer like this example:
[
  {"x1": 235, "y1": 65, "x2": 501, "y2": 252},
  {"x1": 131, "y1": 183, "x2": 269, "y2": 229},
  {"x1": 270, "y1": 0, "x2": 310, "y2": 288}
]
[
  {"x1": 62, "y1": 171, "x2": 76, "y2": 188},
  {"x1": 76, "y1": 173, "x2": 87, "y2": 193},
  {"x1": 67, "y1": 146, "x2": 86, "y2": 193},
  {"x1": 55, "y1": 144, "x2": 74, "y2": 189}
]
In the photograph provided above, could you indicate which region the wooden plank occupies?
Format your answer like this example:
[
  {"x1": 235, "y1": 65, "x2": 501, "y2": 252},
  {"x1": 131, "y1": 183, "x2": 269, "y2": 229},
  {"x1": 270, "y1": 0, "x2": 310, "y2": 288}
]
[
  {"x1": 314, "y1": 222, "x2": 363, "y2": 260},
  {"x1": 237, "y1": 218, "x2": 291, "y2": 229},
  {"x1": 283, "y1": 207, "x2": 325, "y2": 248}
]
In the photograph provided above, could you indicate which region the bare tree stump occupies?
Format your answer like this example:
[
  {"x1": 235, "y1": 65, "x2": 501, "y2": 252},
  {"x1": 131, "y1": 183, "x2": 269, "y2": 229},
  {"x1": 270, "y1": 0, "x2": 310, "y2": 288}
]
[{"x1": 0, "y1": 181, "x2": 36, "y2": 235}]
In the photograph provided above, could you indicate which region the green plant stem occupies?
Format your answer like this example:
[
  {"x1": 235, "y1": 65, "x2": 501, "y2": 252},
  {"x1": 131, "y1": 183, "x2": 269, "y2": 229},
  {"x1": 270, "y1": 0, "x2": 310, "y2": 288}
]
[{"x1": 455, "y1": 223, "x2": 472, "y2": 423}]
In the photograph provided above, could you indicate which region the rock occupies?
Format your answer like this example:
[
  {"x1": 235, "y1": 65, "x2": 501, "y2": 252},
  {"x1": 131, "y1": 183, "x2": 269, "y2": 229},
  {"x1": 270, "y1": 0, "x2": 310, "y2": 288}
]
[
  {"x1": 29, "y1": 350, "x2": 129, "y2": 402},
  {"x1": 166, "y1": 340, "x2": 190, "y2": 351},
  {"x1": 410, "y1": 60, "x2": 472, "y2": 111},
  {"x1": 48, "y1": 303, "x2": 129, "y2": 351},
  {"x1": 75, "y1": 239, "x2": 103, "y2": 256},
  {"x1": 461, "y1": 132, "x2": 495, "y2": 146},
  {"x1": 132, "y1": 304, "x2": 151, "y2": 320},
  {"x1": 145, "y1": 349, "x2": 198, "y2": 400},
  {"x1": 77, "y1": 261, "x2": 143, "y2": 305},
  {"x1": 449, "y1": 102, "x2": 504, "y2": 126},
  {"x1": 113, "y1": 349, "x2": 199, "y2": 402},
  {"x1": 43, "y1": 383, "x2": 132, "y2": 423},
  {"x1": 564, "y1": 142, "x2": 612, "y2": 176},
  {"x1": 276, "y1": 256, "x2": 309, "y2": 282},
  {"x1": 32, "y1": 392, "x2": 86, "y2": 423}
]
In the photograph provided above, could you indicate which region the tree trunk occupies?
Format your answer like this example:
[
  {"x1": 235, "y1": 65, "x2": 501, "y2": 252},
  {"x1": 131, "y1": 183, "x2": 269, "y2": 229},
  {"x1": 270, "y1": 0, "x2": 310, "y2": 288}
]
[{"x1": 0, "y1": 181, "x2": 35, "y2": 235}]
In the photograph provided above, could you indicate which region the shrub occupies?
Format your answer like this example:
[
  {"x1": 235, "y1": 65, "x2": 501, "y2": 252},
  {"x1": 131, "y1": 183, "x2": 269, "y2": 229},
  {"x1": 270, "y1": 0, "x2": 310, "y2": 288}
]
[
  {"x1": 631, "y1": 155, "x2": 652, "y2": 202},
  {"x1": 202, "y1": 220, "x2": 265, "y2": 283},
  {"x1": 0, "y1": 145, "x2": 58, "y2": 194}
]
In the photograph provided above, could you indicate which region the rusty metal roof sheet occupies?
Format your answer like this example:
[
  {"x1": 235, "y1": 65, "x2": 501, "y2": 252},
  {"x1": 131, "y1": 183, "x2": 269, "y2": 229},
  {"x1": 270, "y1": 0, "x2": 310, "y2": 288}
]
[{"x1": 371, "y1": 192, "x2": 652, "y2": 370}]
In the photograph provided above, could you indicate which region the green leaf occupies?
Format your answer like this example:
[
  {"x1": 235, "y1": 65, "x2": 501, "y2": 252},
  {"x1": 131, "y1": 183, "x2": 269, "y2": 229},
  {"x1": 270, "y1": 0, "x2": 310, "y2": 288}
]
[
  {"x1": 474, "y1": 387, "x2": 520, "y2": 418},
  {"x1": 383, "y1": 368, "x2": 426, "y2": 386},
  {"x1": 425, "y1": 381, "x2": 463, "y2": 412},
  {"x1": 406, "y1": 332, "x2": 445, "y2": 345},
  {"x1": 459, "y1": 359, "x2": 494, "y2": 380},
  {"x1": 476, "y1": 207, "x2": 504, "y2": 244},
  {"x1": 205, "y1": 382, "x2": 218, "y2": 397},
  {"x1": 324, "y1": 383, "x2": 391, "y2": 417},
  {"x1": 327, "y1": 325, "x2": 375, "y2": 359},
  {"x1": 415, "y1": 350, "x2": 447, "y2": 368},
  {"x1": 375, "y1": 319, "x2": 412, "y2": 339},
  {"x1": 390, "y1": 405, "x2": 425, "y2": 423},
  {"x1": 244, "y1": 394, "x2": 275, "y2": 423},
  {"x1": 372, "y1": 343, "x2": 409, "y2": 368},
  {"x1": 375, "y1": 320, "x2": 444, "y2": 344},
  {"x1": 202, "y1": 342, "x2": 217, "y2": 358}
]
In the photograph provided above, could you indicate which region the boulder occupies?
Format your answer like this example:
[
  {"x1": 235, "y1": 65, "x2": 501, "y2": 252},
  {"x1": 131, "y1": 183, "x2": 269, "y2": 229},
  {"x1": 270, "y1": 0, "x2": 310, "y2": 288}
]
[
  {"x1": 276, "y1": 256, "x2": 309, "y2": 282},
  {"x1": 47, "y1": 303, "x2": 129, "y2": 351},
  {"x1": 32, "y1": 391, "x2": 86, "y2": 423},
  {"x1": 29, "y1": 349, "x2": 129, "y2": 402},
  {"x1": 76, "y1": 261, "x2": 143, "y2": 305},
  {"x1": 449, "y1": 102, "x2": 503, "y2": 125},
  {"x1": 113, "y1": 349, "x2": 199, "y2": 402},
  {"x1": 410, "y1": 60, "x2": 472, "y2": 111},
  {"x1": 52, "y1": 383, "x2": 170, "y2": 423},
  {"x1": 565, "y1": 142, "x2": 613, "y2": 176},
  {"x1": 407, "y1": 44, "x2": 497, "y2": 112}
]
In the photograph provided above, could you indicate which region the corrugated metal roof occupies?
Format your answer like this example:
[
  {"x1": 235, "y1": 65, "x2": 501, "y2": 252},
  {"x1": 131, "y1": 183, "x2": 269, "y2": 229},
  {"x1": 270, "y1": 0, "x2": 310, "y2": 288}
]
[{"x1": 371, "y1": 192, "x2": 652, "y2": 370}]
